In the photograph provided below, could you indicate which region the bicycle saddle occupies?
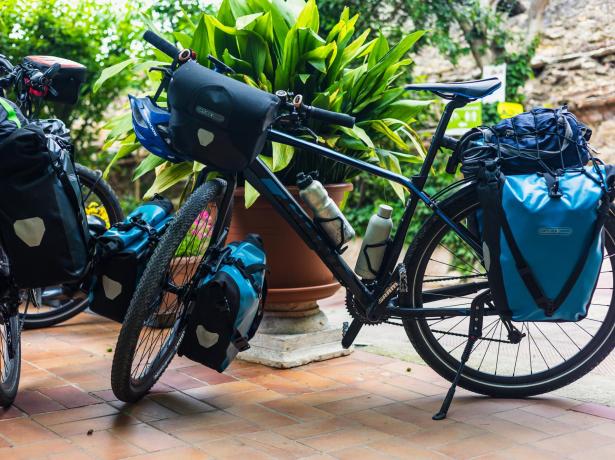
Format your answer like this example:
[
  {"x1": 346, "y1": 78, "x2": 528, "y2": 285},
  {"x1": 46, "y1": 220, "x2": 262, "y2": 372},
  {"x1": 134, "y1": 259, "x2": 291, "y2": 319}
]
[{"x1": 405, "y1": 77, "x2": 501, "y2": 100}]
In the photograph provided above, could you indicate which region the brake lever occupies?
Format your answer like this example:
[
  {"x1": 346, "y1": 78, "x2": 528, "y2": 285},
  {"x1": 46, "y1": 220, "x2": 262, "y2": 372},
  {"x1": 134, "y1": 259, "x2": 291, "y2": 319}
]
[
  {"x1": 207, "y1": 55, "x2": 235, "y2": 74},
  {"x1": 149, "y1": 66, "x2": 173, "y2": 79}
]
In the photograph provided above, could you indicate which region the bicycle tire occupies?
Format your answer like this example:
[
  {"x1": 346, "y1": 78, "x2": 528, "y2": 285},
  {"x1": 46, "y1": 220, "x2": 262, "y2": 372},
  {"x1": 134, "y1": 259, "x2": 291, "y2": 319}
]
[
  {"x1": 111, "y1": 179, "x2": 226, "y2": 403},
  {"x1": 403, "y1": 185, "x2": 615, "y2": 398},
  {"x1": 0, "y1": 312, "x2": 21, "y2": 407},
  {"x1": 21, "y1": 164, "x2": 124, "y2": 329}
]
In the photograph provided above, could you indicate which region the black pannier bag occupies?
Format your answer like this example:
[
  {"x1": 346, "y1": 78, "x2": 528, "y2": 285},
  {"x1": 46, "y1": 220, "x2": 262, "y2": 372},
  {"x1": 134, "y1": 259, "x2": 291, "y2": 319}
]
[
  {"x1": 167, "y1": 60, "x2": 280, "y2": 171},
  {"x1": 178, "y1": 234, "x2": 267, "y2": 372},
  {"x1": 23, "y1": 56, "x2": 87, "y2": 105},
  {"x1": 458, "y1": 106, "x2": 592, "y2": 176},
  {"x1": 0, "y1": 101, "x2": 90, "y2": 287},
  {"x1": 89, "y1": 197, "x2": 173, "y2": 322}
]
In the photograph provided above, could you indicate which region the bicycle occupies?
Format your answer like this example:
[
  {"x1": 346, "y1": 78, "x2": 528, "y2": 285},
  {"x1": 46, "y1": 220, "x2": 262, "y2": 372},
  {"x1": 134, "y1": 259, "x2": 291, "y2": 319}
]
[
  {"x1": 0, "y1": 53, "x2": 124, "y2": 330},
  {"x1": 111, "y1": 32, "x2": 615, "y2": 419}
]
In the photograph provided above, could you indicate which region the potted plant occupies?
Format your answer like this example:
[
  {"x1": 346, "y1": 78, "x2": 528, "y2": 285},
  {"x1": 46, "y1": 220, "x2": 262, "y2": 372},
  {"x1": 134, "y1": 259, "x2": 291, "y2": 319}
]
[{"x1": 95, "y1": 0, "x2": 429, "y2": 314}]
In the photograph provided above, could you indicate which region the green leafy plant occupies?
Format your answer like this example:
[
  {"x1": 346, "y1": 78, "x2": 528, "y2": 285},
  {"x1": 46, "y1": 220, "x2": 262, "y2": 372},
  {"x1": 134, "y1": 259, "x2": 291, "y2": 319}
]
[{"x1": 95, "y1": 0, "x2": 430, "y2": 206}]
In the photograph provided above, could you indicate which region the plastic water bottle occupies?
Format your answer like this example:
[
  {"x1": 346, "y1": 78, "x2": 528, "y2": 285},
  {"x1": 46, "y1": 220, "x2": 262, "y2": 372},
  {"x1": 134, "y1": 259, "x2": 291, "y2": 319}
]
[
  {"x1": 297, "y1": 172, "x2": 355, "y2": 248},
  {"x1": 354, "y1": 204, "x2": 393, "y2": 279}
]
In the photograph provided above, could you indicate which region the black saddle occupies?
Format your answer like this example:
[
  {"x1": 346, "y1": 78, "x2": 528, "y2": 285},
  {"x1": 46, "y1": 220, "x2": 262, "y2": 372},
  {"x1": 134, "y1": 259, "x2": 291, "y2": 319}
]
[{"x1": 405, "y1": 77, "x2": 501, "y2": 100}]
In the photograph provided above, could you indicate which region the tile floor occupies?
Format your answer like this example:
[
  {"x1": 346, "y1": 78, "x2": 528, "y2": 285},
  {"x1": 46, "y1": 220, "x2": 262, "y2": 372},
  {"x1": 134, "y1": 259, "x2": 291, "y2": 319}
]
[{"x1": 2, "y1": 312, "x2": 615, "y2": 459}]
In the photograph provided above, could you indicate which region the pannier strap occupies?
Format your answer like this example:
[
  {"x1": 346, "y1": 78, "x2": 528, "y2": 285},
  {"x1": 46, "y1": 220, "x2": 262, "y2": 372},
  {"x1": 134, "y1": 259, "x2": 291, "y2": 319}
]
[{"x1": 479, "y1": 161, "x2": 610, "y2": 317}]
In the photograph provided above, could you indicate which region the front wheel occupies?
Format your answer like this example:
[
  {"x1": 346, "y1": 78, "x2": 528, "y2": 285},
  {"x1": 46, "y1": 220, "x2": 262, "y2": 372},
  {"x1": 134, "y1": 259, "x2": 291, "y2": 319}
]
[
  {"x1": 111, "y1": 179, "x2": 226, "y2": 403},
  {"x1": 403, "y1": 185, "x2": 615, "y2": 398},
  {"x1": 0, "y1": 303, "x2": 21, "y2": 407}
]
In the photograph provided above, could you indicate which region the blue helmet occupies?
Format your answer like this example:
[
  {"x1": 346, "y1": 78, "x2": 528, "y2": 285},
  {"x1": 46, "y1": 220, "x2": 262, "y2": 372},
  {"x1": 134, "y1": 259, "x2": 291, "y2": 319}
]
[{"x1": 129, "y1": 95, "x2": 185, "y2": 163}]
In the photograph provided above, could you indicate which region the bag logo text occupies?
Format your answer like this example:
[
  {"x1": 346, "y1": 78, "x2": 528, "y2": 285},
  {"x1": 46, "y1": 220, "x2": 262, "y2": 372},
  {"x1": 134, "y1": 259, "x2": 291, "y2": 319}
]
[{"x1": 538, "y1": 227, "x2": 573, "y2": 236}]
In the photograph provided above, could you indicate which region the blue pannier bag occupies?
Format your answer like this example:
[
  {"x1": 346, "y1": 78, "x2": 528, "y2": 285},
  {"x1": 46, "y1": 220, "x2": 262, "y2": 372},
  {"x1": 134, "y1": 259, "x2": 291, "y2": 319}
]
[
  {"x1": 178, "y1": 234, "x2": 267, "y2": 372},
  {"x1": 459, "y1": 106, "x2": 592, "y2": 176},
  {"x1": 477, "y1": 162, "x2": 615, "y2": 321},
  {"x1": 89, "y1": 196, "x2": 173, "y2": 322}
]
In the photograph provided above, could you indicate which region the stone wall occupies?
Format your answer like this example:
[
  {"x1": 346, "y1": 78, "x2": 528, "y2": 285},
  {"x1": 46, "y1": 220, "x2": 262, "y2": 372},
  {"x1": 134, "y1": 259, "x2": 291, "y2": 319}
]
[{"x1": 413, "y1": 0, "x2": 615, "y2": 159}]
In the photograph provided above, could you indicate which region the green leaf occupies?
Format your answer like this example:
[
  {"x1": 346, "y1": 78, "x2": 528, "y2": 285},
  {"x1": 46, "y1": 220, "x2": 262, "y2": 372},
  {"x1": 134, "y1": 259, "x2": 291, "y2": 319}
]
[
  {"x1": 144, "y1": 162, "x2": 194, "y2": 198},
  {"x1": 103, "y1": 136, "x2": 139, "y2": 177},
  {"x1": 271, "y1": 142, "x2": 294, "y2": 171},
  {"x1": 236, "y1": 12, "x2": 263, "y2": 30},
  {"x1": 375, "y1": 149, "x2": 405, "y2": 201},
  {"x1": 244, "y1": 181, "x2": 260, "y2": 208},
  {"x1": 295, "y1": 0, "x2": 319, "y2": 32},
  {"x1": 132, "y1": 154, "x2": 166, "y2": 181},
  {"x1": 93, "y1": 58, "x2": 135, "y2": 93}
]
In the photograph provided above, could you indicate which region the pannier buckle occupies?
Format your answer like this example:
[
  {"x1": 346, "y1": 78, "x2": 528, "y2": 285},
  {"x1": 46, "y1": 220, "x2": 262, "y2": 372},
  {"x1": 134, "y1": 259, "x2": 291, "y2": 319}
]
[{"x1": 233, "y1": 335, "x2": 251, "y2": 352}]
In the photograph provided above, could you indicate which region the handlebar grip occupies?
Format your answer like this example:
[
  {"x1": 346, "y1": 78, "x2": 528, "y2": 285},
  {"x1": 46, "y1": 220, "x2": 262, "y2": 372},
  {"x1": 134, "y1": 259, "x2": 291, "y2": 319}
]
[
  {"x1": 143, "y1": 30, "x2": 180, "y2": 59},
  {"x1": 308, "y1": 106, "x2": 355, "y2": 128}
]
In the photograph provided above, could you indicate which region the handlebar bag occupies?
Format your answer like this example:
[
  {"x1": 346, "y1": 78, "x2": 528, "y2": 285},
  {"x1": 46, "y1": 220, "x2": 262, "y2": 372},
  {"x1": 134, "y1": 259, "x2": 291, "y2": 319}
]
[
  {"x1": 0, "y1": 112, "x2": 90, "y2": 287},
  {"x1": 167, "y1": 60, "x2": 279, "y2": 171},
  {"x1": 89, "y1": 196, "x2": 173, "y2": 323},
  {"x1": 23, "y1": 56, "x2": 87, "y2": 105},
  {"x1": 459, "y1": 106, "x2": 592, "y2": 176},
  {"x1": 178, "y1": 234, "x2": 267, "y2": 372},
  {"x1": 477, "y1": 162, "x2": 615, "y2": 321}
]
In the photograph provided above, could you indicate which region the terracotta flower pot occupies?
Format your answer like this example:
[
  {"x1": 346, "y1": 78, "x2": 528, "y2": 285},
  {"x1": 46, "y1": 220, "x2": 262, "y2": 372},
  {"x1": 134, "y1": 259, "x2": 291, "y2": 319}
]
[{"x1": 228, "y1": 183, "x2": 353, "y2": 316}]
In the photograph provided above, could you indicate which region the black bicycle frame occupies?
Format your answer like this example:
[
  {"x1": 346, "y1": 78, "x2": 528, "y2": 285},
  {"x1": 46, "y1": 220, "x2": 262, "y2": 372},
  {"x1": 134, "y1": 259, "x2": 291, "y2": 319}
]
[{"x1": 242, "y1": 98, "x2": 493, "y2": 322}]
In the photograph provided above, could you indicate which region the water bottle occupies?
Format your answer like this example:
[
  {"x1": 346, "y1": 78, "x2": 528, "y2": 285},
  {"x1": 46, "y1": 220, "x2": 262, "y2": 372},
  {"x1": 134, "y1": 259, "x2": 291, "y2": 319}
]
[
  {"x1": 297, "y1": 172, "x2": 355, "y2": 248},
  {"x1": 354, "y1": 204, "x2": 393, "y2": 279}
]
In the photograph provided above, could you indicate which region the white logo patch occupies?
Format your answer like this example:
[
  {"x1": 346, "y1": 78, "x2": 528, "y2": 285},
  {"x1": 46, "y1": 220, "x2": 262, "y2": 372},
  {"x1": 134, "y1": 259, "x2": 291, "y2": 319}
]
[
  {"x1": 197, "y1": 129, "x2": 215, "y2": 147},
  {"x1": 13, "y1": 217, "x2": 45, "y2": 247},
  {"x1": 196, "y1": 325, "x2": 219, "y2": 348},
  {"x1": 102, "y1": 276, "x2": 123, "y2": 300}
]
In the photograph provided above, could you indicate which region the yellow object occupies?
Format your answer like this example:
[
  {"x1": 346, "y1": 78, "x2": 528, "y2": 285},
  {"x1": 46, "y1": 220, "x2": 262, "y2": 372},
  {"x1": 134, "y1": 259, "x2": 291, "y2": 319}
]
[
  {"x1": 86, "y1": 202, "x2": 110, "y2": 228},
  {"x1": 497, "y1": 102, "x2": 524, "y2": 119}
]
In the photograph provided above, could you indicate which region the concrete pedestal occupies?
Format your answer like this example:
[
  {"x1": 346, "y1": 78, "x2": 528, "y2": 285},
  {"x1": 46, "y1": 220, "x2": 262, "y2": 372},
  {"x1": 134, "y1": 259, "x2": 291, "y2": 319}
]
[{"x1": 238, "y1": 302, "x2": 352, "y2": 368}]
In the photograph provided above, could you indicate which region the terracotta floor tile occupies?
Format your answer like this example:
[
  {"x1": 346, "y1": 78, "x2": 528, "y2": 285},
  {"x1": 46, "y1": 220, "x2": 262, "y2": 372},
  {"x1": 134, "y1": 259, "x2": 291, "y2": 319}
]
[
  {"x1": 297, "y1": 426, "x2": 391, "y2": 452},
  {"x1": 91, "y1": 389, "x2": 117, "y2": 402},
  {"x1": 493, "y1": 408, "x2": 577, "y2": 435},
  {"x1": 226, "y1": 403, "x2": 298, "y2": 429},
  {"x1": 49, "y1": 413, "x2": 140, "y2": 436},
  {"x1": 473, "y1": 445, "x2": 561, "y2": 460},
  {"x1": 0, "y1": 439, "x2": 74, "y2": 459},
  {"x1": 588, "y1": 421, "x2": 615, "y2": 438},
  {"x1": 0, "y1": 405, "x2": 25, "y2": 420},
  {"x1": 331, "y1": 445, "x2": 400, "y2": 460},
  {"x1": 0, "y1": 418, "x2": 59, "y2": 445},
  {"x1": 179, "y1": 365, "x2": 238, "y2": 385},
  {"x1": 68, "y1": 430, "x2": 145, "y2": 459},
  {"x1": 48, "y1": 448, "x2": 96, "y2": 460},
  {"x1": 149, "y1": 410, "x2": 238, "y2": 434},
  {"x1": 110, "y1": 398, "x2": 179, "y2": 422},
  {"x1": 33, "y1": 403, "x2": 119, "y2": 426},
  {"x1": 149, "y1": 391, "x2": 217, "y2": 415},
  {"x1": 274, "y1": 370, "x2": 341, "y2": 391},
  {"x1": 352, "y1": 381, "x2": 425, "y2": 402},
  {"x1": 184, "y1": 380, "x2": 263, "y2": 401},
  {"x1": 465, "y1": 416, "x2": 551, "y2": 443},
  {"x1": 316, "y1": 394, "x2": 395, "y2": 415},
  {"x1": 196, "y1": 437, "x2": 274, "y2": 459},
  {"x1": 39, "y1": 385, "x2": 101, "y2": 409},
  {"x1": 552, "y1": 409, "x2": 612, "y2": 427},
  {"x1": 291, "y1": 387, "x2": 369, "y2": 407},
  {"x1": 367, "y1": 438, "x2": 449, "y2": 460},
  {"x1": 159, "y1": 369, "x2": 205, "y2": 391},
  {"x1": 120, "y1": 446, "x2": 211, "y2": 459},
  {"x1": 568, "y1": 443, "x2": 615, "y2": 460},
  {"x1": 241, "y1": 430, "x2": 319, "y2": 458},
  {"x1": 529, "y1": 429, "x2": 615, "y2": 455},
  {"x1": 345, "y1": 409, "x2": 422, "y2": 437},
  {"x1": 373, "y1": 402, "x2": 455, "y2": 429},
  {"x1": 13, "y1": 390, "x2": 65, "y2": 414},
  {"x1": 110, "y1": 423, "x2": 185, "y2": 452},
  {"x1": 435, "y1": 432, "x2": 516, "y2": 460},
  {"x1": 247, "y1": 374, "x2": 309, "y2": 395},
  {"x1": 387, "y1": 375, "x2": 448, "y2": 397},
  {"x1": 174, "y1": 419, "x2": 258, "y2": 443},
  {"x1": 273, "y1": 417, "x2": 356, "y2": 440},
  {"x1": 261, "y1": 398, "x2": 333, "y2": 422}
]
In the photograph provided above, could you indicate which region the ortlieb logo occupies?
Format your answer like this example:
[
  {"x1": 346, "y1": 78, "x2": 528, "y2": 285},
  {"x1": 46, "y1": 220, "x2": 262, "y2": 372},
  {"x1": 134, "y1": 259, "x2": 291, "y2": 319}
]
[{"x1": 538, "y1": 227, "x2": 573, "y2": 236}]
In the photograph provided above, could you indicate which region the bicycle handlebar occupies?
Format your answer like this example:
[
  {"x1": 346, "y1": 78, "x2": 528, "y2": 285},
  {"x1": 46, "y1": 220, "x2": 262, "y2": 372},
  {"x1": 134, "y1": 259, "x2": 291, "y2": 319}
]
[
  {"x1": 306, "y1": 105, "x2": 355, "y2": 128},
  {"x1": 143, "y1": 31, "x2": 180, "y2": 59}
]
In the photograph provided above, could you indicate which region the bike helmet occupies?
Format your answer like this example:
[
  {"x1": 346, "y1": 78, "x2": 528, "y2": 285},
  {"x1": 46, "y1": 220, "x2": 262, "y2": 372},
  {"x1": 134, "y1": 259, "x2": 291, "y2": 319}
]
[{"x1": 129, "y1": 95, "x2": 186, "y2": 163}]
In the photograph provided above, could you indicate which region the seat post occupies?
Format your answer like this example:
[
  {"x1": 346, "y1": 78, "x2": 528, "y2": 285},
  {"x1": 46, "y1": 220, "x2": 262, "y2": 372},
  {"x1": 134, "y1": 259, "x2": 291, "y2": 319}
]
[{"x1": 413, "y1": 97, "x2": 470, "y2": 189}]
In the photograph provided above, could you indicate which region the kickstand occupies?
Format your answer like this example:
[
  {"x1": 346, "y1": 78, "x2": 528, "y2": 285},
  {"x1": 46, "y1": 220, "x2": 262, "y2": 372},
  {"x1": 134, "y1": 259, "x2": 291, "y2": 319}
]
[{"x1": 433, "y1": 291, "x2": 487, "y2": 420}]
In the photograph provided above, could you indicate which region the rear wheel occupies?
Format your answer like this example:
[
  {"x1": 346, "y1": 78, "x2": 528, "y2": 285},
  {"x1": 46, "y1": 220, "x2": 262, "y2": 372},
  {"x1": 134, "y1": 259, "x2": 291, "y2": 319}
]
[
  {"x1": 20, "y1": 164, "x2": 124, "y2": 329},
  {"x1": 403, "y1": 186, "x2": 615, "y2": 398},
  {"x1": 111, "y1": 179, "x2": 226, "y2": 403}
]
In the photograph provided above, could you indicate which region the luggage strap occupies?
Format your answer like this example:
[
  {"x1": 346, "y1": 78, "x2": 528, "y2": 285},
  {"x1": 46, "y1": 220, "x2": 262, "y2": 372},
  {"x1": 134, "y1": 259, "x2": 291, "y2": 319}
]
[{"x1": 478, "y1": 161, "x2": 609, "y2": 316}]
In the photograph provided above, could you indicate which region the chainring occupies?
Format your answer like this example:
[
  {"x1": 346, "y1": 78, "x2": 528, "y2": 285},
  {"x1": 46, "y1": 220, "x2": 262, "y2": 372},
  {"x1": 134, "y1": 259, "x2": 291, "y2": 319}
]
[{"x1": 345, "y1": 289, "x2": 387, "y2": 325}]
